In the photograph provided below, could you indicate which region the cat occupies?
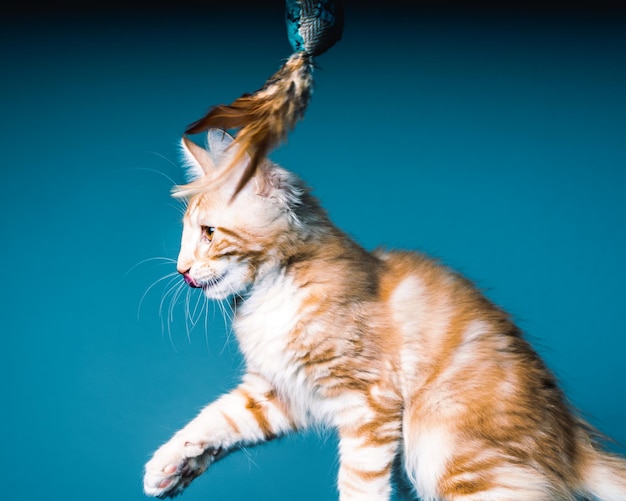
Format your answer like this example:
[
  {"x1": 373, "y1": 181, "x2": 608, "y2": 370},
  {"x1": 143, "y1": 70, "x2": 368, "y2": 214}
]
[{"x1": 143, "y1": 128, "x2": 626, "y2": 500}]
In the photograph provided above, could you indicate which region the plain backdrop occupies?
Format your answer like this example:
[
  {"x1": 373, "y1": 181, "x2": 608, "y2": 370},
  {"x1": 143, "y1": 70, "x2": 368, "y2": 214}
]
[{"x1": 2, "y1": 4, "x2": 625, "y2": 500}]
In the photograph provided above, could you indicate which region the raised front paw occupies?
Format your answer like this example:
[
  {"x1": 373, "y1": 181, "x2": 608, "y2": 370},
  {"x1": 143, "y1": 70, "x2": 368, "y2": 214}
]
[{"x1": 143, "y1": 437, "x2": 224, "y2": 498}]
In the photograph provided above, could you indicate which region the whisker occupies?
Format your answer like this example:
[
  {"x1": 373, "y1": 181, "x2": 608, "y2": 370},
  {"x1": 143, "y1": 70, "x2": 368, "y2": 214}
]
[
  {"x1": 219, "y1": 298, "x2": 233, "y2": 326},
  {"x1": 184, "y1": 287, "x2": 204, "y2": 343},
  {"x1": 204, "y1": 293, "x2": 211, "y2": 353},
  {"x1": 133, "y1": 163, "x2": 178, "y2": 185},
  {"x1": 189, "y1": 287, "x2": 205, "y2": 328},
  {"x1": 165, "y1": 280, "x2": 187, "y2": 350},
  {"x1": 169, "y1": 201, "x2": 188, "y2": 219},
  {"x1": 182, "y1": 287, "x2": 192, "y2": 343},
  {"x1": 126, "y1": 256, "x2": 177, "y2": 276},
  {"x1": 159, "y1": 276, "x2": 183, "y2": 321},
  {"x1": 169, "y1": 279, "x2": 187, "y2": 327},
  {"x1": 129, "y1": 163, "x2": 188, "y2": 218},
  {"x1": 158, "y1": 277, "x2": 183, "y2": 343},
  {"x1": 237, "y1": 445, "x2": 259, "y2": 471},
  {"x1": 219, "y1": 289, "x2": 238, "y2": 354},
  {"x1": 139, "y1": 271, "x2": 179, "y2": 320}
]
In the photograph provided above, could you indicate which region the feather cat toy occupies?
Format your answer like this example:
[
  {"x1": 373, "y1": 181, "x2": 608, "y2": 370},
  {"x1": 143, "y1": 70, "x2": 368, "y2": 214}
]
[{"x1": 185, "y1": 0, "x2": 344, "y2": 197}]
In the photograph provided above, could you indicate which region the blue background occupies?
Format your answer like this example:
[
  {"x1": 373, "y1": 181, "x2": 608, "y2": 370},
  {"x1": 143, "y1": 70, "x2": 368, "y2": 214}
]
[{"x1": 2, "y1": 5, "x2": 625, "y2": 500}]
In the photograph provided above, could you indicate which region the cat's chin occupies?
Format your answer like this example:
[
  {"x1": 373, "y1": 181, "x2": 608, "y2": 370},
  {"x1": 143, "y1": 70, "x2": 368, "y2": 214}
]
[
  {"x1": 202, "y1": 286, "x2": 230, "y2": 300},
  {"x1": 195, "y1": 268, "x2": 250, "y2": 300},
  {"x1": 187, "y1": 272, "x2": 227, "y2": 298},
  {"x1": 201, "y1": 277, "x2": 240, "y2": 301}
]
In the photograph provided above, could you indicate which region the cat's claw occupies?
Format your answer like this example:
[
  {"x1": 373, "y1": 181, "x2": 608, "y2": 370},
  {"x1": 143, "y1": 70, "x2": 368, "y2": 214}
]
[{"x1": 144, "y1": 440, "x2": 223, "y2": 498}]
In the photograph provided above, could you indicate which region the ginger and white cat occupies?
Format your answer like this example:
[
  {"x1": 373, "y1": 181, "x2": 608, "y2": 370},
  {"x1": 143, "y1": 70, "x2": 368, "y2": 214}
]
[{"x1": 144, "y1": 129, "x2": 626, "y2": 500}]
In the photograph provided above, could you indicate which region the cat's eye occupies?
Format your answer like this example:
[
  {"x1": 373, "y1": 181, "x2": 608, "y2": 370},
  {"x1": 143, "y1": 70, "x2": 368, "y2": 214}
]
[{"x1": 201, "y1": 226, "x2": 215, "y2": 242}]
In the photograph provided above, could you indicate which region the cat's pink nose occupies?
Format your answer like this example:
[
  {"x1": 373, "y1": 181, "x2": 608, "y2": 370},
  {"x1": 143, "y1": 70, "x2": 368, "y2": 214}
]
[{"x1": 181, "y1": 271, "x2": 200, "y2": 288}]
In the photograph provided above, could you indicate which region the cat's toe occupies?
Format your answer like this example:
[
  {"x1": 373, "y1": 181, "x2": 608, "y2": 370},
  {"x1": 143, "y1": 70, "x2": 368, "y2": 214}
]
[
  {"x1": 144, "y1": 442, "x2": 221, "y2": 498},
  {"x1": 143, "y1": 462, "x2": 181, "y2": 498},
  {"x1": 143, "y1": 446, "x2": 190, "y2": 497}
]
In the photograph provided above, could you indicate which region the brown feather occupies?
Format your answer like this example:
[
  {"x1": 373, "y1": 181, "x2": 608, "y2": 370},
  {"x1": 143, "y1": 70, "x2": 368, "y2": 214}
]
[{"x1": 186, "y1": 52, "x2": 314, "y2": 199}]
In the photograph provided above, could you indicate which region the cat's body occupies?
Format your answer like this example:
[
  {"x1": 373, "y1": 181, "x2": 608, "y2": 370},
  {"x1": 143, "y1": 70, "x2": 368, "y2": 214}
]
[{"x1": 144, "y1": 129, "x2": 626, "y2": 500}]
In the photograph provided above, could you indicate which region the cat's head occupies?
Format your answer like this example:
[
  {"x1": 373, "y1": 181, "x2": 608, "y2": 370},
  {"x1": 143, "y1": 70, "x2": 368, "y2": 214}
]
[{"x1": 172, "y1": 129, "x2": 314, "y2": 299}]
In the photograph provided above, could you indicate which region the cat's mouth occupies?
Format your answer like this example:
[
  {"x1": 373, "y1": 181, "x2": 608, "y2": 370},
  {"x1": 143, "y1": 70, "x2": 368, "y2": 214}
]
[
  {"x1": 183, "y1": 272, "x2": 200, "y2": 288},
  {"x1": 183, "y1": 272, "x2": 224, "y2": 290}
]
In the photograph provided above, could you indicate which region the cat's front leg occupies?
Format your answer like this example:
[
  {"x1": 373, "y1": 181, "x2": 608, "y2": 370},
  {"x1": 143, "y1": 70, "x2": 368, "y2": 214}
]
[{"x1": 143, "y1": 373, "x2": 296, "y2": 498}]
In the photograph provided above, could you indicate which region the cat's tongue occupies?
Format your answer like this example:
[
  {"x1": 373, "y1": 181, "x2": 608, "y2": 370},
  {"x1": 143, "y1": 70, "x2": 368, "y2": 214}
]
[{"x1": 183, "y1": 273, "x2": 200, "y2": 288}]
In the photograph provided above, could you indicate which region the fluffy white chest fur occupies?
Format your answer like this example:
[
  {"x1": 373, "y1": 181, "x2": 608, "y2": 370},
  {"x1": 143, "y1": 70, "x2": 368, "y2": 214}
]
[{"x1": 234, "y1": 272, "x2": 332, "y2": 427}]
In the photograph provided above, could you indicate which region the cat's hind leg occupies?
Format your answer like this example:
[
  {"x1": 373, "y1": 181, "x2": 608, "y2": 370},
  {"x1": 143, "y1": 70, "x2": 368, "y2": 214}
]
[
  {"x1": 335, "y1": 392, "x2": 403, "y2": 500},
  {"x1": 143, "y1": 373, "x2": 296, "y2": 498},
  {"x1": 402, "y1": 419, "x2": 574, "y2": 501}
]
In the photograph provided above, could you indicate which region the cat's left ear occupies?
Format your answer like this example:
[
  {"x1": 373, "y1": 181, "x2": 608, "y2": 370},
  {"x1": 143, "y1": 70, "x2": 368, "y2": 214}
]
[{"x1": 180, "y1": 136, "x2": 216, "y2": 182}]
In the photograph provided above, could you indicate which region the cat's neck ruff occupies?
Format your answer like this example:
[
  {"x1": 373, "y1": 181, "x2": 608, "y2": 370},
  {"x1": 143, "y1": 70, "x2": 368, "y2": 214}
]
[{"x1": 233, "y1": 268, "x2": 320, "y2": 425}]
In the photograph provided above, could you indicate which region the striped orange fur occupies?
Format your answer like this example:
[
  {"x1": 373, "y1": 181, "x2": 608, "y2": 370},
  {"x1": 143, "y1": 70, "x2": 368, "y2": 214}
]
[{"x1": 144, "y1": 130, "x2": 626, "y2": 500}]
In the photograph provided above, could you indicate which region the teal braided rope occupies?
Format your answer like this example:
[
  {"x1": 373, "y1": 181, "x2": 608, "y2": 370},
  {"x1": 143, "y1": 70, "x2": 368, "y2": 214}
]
[{"x1": 286, "y1": 0, "x2": 344, "y2": 57}]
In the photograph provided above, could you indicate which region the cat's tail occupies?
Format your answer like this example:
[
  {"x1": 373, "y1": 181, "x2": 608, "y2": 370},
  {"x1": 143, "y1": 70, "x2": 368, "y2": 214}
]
[{"x1": 578, "y1": 434, "x2": 626, "y2": 500}]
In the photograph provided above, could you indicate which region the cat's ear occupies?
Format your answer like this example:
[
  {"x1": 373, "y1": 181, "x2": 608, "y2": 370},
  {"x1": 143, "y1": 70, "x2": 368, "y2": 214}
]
[
  {"x1": 205, "y1": 130, "x2": 255, "y2": 197},
  {"x1": 178, "y1": 129, "x2": 254, "y2": 198},
  {"x1": 180, "y1": 136, "x2": 215, "y2": 182},
  {"x1": 181, "y1": 129, "x2": 240, "y2": 182},
  {"x1": 209, "y1": 129, "x2": 252, "y2": 177},
  {"x1": 206, "y1": 128, "x2": 234, "y2": 164}
]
